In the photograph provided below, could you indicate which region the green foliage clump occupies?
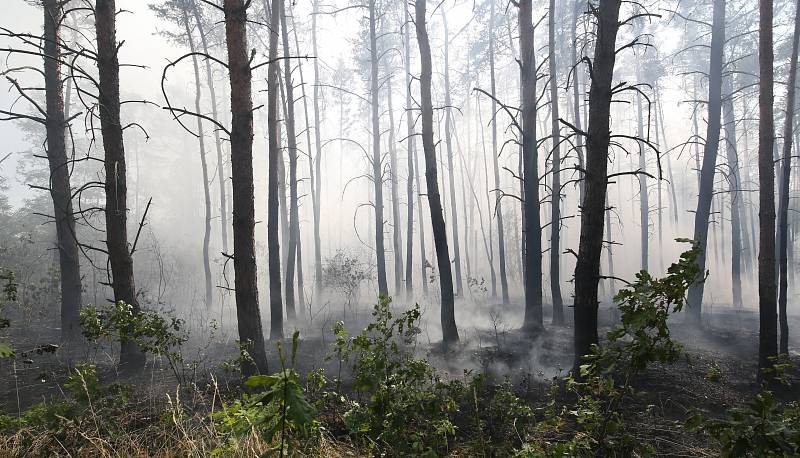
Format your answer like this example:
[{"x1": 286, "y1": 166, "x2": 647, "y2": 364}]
[
  {"x1": 214, "y1": 331, "x2": 318, "y2": 456},
  {"x1": 337, "y1": 296, "x2": 463, "y2": 456},
  {"x1": 80, "y1": 301, "x2": 189, "y2": 382}
]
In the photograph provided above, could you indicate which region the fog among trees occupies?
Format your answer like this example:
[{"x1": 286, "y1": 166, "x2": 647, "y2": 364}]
[{"x1": 0, "y1": 0, "x2": 798, "y2": 455}]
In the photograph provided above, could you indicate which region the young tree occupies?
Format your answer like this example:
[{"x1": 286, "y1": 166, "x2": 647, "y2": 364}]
[
  {"x1": 415, "y1": 0, "x2": 458, "y2": 345},
  {"x1": 573, "y1": 0, "x2": 622, "y2": 365},
  {"x1": 95, "y1": 0, "x2": 144, "y2": 371},
  {"x1": 777, "y1": 0, "x2": 800, "y2": 355},
  {"x1": 686, "y1": 0, "x2": 726, "y2": 326},
  {"x1": 757, "y1": 0, "x2": 777, "y2": 379},
  {"x1": 42, "y1": 0, "x2": 82, "y2": 343},
  {"x1": 223, "y1": 0, "x2": 268, "y2": 373}
]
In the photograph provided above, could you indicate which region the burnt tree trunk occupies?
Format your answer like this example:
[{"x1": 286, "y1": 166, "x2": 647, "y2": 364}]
[
  {"x1": 777, "y1": 0, "x2": 800, "y2": 355},
  {"x1": 686, "y1": 0, "x2": 725, "y2": 326},
  {"x1": 520, "y1": 0, "x2": 542, "y2": 332},
  {"x1": 758, "y1": 0, "x2": 778, "y2": 380},
  {"x1": 573, "y1": 0, "x2": 621, "y2": 366},
  {"x1": 265, "y1": 0, "x2": 284, "y2": 341},
  {"x1": 223, "y1": 0, "x2": 268, "y2": 373},
  {"x1": 43, "y1": 0, "x2": 82, "y2": 344},
  {"x1": 416, "y1": 0, "x2": 458, "y2": 344},
  {"x1": 95, "y1": 0, "x2": 145, "y2": 371}
]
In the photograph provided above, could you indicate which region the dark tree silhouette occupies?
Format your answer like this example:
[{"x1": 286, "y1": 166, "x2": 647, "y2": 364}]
[
  {"x1": 223, "y1": 0, "x2": 268, "y2": 373},
  {"x1": 415, "y1": 0, "x2": 458, "y2": 345}
]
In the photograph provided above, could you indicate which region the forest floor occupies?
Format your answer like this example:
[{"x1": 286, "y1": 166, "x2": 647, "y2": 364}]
[{"x1": 0, "y1": 301, "x2": 798, "y2": 456}]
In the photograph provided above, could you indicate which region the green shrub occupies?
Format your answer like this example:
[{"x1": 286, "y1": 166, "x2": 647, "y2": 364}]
[
  {"x1": 336, "y1": 296, "x2": 463, "y2": 456},
  {"x1": 214, "y1": 331, "x2": 318, "y2": 457}
]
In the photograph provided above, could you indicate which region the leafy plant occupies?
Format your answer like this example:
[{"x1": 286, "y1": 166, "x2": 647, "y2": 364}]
[
  {"x1": 336, "y1": 296, "x2": 462, "y2": 455},
  {"x1": 80, "y1": 302, "x2": 190, "y2": 383},
  {"x1": 516, "y1": 243, "x2": 701, "y2": 456},
  {"x1": 214, "y1": 331, "x2": 318, "y2": 457},
  {"x1": 688, "y1": 358, "x2": 800, "y2": 457}
]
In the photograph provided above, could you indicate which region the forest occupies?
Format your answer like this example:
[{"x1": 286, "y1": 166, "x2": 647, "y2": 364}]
[{"x1": 0, "y1": 0, "x2": 798, "y2": 455}]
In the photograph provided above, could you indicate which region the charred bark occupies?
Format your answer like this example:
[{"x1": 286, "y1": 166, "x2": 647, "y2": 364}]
[
  {"x1": 223, "y1": 0, "x2": 268, "y2": 373},
  {"x1": 520, "y1": 0, "x2": 543, "y2": 332},
  {"x1": 573, "y1": 0, "x2": 621, "y2": 367},
  {"x1": 415, "y1": 0, "x2": 458, "y2": 344},
  {"x1": 43, "y1": 0, "x2": 82, "y2": 344},
  {"x1": 757, "y1": 0, "x2": 778, "y2": 380},
  {"x1": 95, "y1": 0, "x2": 145, "y2": 372},
  {"x1": 777, "y1": 0, "x2": 800, "y2": 355},
  {"x1": 686, "y1": 0, "x2": 725, "y2": 326}
]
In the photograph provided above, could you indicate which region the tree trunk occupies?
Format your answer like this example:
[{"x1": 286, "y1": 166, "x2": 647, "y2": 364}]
[
  {"x1": 182, "y1": 5, "x2": 213, "y2": 310},
  {"x1": 758, "y1": 0, "x2": 778, "y2": 380},
  {"x1": 266, "y1": 0, "x2": 284, "y2": 341},
  {"x1": 636, "y1": 90, "x2": 649, "y2": 273},
  {"x1": 280, "y1": 0, "x2": 298, "y2": 320},
  {"x1": 722, "y1": 82, "x2": 744, "y2": 308},
  {"x1": 404, "y1": 3, "x2": 416, "y2": 297},
  {"x1": 223, "y1": 0, "x2": 268, "y2": 373},
  {"x1": 489, "y1": 0, "x2": 509, "y2": 304},
  {"x1": 386, "y1": 71, "x2": 405, "y2": 296},
  {"x1": 548, "y1": 0, "x2": 564, "y2": 324},
  {"x1": 43, "y1": 0, "x2": 82, "y2": 344},
  {"x1": 311, "y1": 0, "x2": 323, "y2": 296},
  {"x1": 441, "y1": 10, "x2": 463, "y2": 298},
  {"x1": 414, "y1": 146, "x2": 429, "y2": 295},
  {"x1": 520, "y1": 0, "x2": 542, "y2": 331},
  {"x1": 571, "y1": 0, "x2": 585, "y2": 205},
  {"x1": 478, "y1": 94, "x2": 497, "y2": 297},
  {"x1": 190, "y1": 0, "x2": 229, "y2": 255},
  {"x1": 686, "y1": 0, "x2": 725, "y2": 326},
  {"x1": 96, "y1": 0, "x2": 145, "y2": 372},
  {"x1": 778, "y1": 0, "x2": 800, "y2": 355},
  {"x1": 573, "y1": 0, "x2": 621, "y2": 367},
  {"x1": 415, "y1": 0, "x2": 458, "y2": 344},
  {"x1": 368, "y1": 0, "x2": 388, "y2": 297}
]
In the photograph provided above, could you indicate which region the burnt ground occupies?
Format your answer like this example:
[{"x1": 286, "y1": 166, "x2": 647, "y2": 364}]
[{"x1": 0, "y1": 299, "x2": 799, "y2": 456}]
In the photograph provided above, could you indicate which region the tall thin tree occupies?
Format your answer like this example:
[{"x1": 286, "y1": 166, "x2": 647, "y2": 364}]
[
  {"x1": 95, "y1": 0, "x2": 145, "y2": 371},
  {"x1": 573, "y1": 0, "x2": 622, "y2": 366},
  {"x1": 777, "y1": 0, "x2": 800, "y2": 355},
  {"x1": 223, "y1": 0, "x2": 269, "y2": 372},
  {"x1": 415, "y1": 0, "x2": 458, "y2": 345},
  {"x1": 757, "y1": 0, "x2": 778, "y2": 380},
  {"x1": 42, "y1": 0, "x2": 82, "y2": 343}
]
